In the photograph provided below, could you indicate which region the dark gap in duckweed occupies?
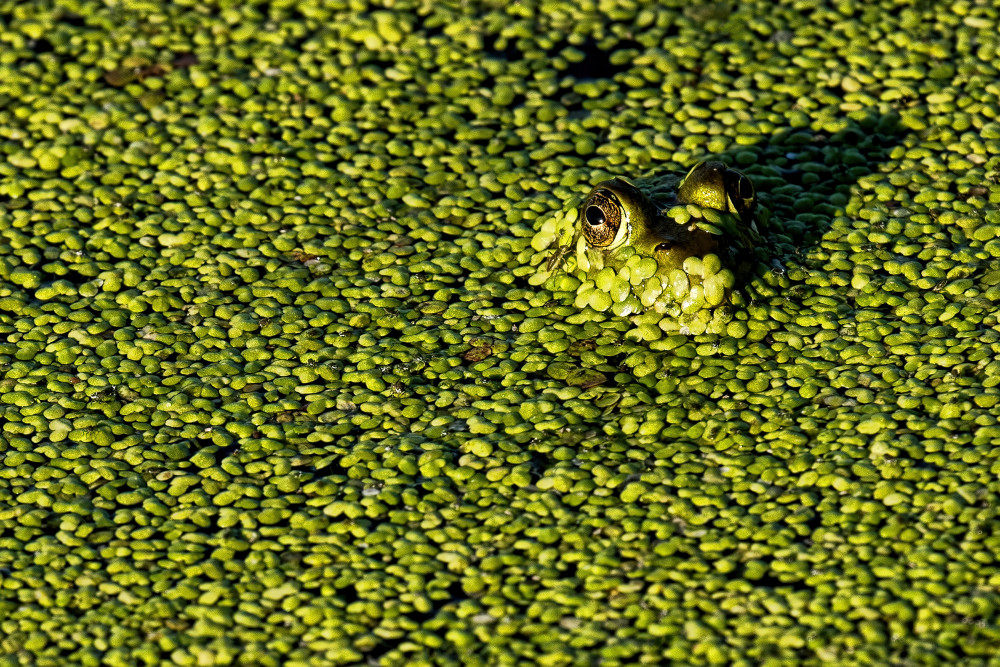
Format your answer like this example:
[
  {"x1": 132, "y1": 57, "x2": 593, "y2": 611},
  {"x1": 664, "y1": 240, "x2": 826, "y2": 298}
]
[
  {"x1": 28, "y1": 37, "x2": 53, "y2": 54},
  {"x1": 362, "y1": 579, "x2": 474, "y2": 662},
  {"x1": 482, "y1": 23, "x2": 644, "y2": 83},
  {"x1": 54, "y1": 10, "x2": 87, "y2": 27},
  {"x1": 551, "y1": 37, "x2": 646, "y2": 84}
]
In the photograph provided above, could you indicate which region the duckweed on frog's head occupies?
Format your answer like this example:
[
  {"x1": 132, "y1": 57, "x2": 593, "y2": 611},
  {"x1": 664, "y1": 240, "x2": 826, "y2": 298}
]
[{"x1": 530, "y1": 159, "x2": 769, "y2": 336}]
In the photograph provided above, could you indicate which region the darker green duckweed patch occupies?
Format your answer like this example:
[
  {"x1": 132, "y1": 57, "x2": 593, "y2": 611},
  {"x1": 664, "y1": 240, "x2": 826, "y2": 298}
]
[{"x1": 2, "y1": 0, "x2": 1000, "y2": 664}]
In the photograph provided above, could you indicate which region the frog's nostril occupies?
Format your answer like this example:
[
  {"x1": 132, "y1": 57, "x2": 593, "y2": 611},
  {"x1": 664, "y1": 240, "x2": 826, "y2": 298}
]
[{"x1": 586, "y1": 206, "x2": 605, "y2": 226}]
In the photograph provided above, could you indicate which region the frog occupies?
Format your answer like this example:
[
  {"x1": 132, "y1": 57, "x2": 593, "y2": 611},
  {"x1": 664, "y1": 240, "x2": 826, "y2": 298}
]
[{"x1": 529, "y1": 160, "x2": 768, "y2": 337}]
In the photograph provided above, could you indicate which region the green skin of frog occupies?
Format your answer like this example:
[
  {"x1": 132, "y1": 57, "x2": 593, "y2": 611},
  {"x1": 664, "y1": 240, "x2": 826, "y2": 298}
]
[{"x1": 530, "y1": 160, "x2": 768, "y2": 335}]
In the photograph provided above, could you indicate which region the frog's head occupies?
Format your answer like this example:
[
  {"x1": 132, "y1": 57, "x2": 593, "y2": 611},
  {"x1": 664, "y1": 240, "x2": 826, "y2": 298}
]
[
  {"x1": 578, "y1": 161, "x2": 756, "y2": 275},
  {"x1": 580, "y1": 175, "x2": 720, "y2": 273},
  {"x1": 528, "y1": 158, "x2": 767, "y2": 336}
]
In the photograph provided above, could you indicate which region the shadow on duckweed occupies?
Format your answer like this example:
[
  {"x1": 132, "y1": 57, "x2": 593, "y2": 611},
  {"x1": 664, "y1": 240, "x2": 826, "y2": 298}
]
[
  {"x1": 724, "y1": 109, "x2": 908, "y2": 250},
  {"x1": 707, "y1": 109, "x2": 912, "y2": 314}
]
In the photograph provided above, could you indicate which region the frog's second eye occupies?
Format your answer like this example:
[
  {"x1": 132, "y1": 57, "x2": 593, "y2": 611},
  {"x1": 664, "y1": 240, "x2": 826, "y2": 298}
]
[
  {"x1": 581, "y1": 189, "x2": 623, "y2": 247},
  {"x1": 723, "y1": 169, "x2": 756, "y2": 223},
  {"x1": 734, "y1": 174, "x2": 753, "y2": 199}
]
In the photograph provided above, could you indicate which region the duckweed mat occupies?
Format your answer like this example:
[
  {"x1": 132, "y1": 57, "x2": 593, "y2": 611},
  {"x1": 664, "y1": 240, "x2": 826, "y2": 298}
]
[{"x1": 2, "y1": 0, "x2": 1000, "y2": 665}]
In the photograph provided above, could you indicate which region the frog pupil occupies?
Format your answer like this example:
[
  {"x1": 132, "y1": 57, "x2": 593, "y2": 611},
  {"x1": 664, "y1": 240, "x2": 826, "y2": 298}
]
[{"x1": 586, "y1": 206, "x2": 605, "y2": 226}]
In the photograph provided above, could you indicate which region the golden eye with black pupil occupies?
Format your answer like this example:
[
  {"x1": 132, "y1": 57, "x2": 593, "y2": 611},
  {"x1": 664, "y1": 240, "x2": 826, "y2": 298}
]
[
  {"x1": 585, "y1": 205, "x2": 606, "y2": 226},
  {"x1": 581, "y1": 189, "x2": 622, "y2": 247}
]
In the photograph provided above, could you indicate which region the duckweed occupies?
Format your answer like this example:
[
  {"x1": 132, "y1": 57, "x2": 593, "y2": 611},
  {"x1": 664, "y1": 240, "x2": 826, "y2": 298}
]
[{"x1": 2, "y1": 0, "x2": 1000, "y2": 665}]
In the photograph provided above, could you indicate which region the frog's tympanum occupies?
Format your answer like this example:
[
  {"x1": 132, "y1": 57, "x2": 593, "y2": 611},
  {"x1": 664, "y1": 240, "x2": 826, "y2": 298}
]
[{"x1": 530, "y1": 160, "x2": 769, "y2": 336}]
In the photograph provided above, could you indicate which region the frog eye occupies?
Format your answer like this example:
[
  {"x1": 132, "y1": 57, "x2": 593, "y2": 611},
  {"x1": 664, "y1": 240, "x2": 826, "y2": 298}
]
[
  {"x1": 581, "y1": 189, "x2": 624, "y2": 248},
  {"x1": 723, "y1": 169, "x2": 756, "y2": 224},
  {"x1": 737, "y1": 175, "x2": 754, "y2": 199}
]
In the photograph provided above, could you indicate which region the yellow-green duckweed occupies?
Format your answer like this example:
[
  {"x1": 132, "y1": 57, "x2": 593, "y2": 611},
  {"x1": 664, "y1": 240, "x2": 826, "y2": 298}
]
[{"x1": 1, "y1": 0, "x2": 1000, "y2": 665}]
